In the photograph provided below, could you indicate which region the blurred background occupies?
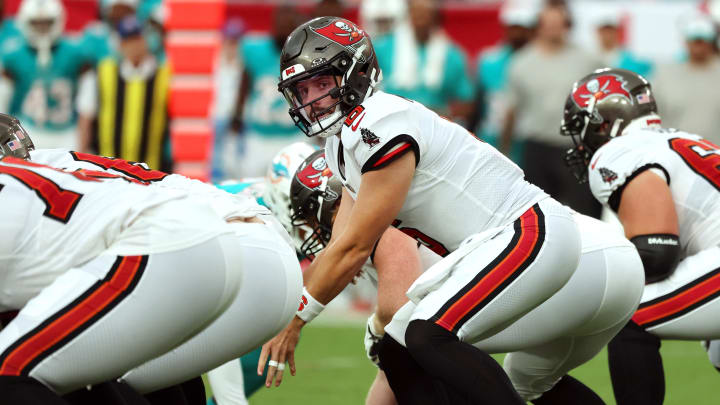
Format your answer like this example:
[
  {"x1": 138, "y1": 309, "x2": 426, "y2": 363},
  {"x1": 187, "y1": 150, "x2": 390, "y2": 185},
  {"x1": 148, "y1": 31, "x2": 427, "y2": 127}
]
[{"x1": 3, "y1": 0, "x2": 720, "y2": 403}]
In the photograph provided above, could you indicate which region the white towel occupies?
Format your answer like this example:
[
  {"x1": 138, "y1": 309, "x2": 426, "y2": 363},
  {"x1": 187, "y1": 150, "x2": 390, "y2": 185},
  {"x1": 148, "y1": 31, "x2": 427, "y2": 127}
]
[{"x1": 391, "y1": 23, "x2": 450, "y2": 90}]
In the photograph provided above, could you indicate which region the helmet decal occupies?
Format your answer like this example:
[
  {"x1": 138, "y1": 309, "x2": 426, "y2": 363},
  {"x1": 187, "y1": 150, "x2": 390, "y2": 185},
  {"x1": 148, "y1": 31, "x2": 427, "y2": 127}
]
[
  {"x1": 295, "y1": 153, "x2": 339, "y2": 201},
  {"x1": 572, "y1": 74, "x2": 632, "y2": 108},
  {"x1": 310, "y1": 19, "x2": 366, "y2": 47}
]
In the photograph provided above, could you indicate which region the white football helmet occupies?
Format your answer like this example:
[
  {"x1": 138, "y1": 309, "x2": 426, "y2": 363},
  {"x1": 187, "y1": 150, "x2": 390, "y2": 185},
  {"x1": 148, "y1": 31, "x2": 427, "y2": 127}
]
[
  {"x1": 264, "y1": 142, "x2": 319, "y2": 252},
  {"x1": 17, "y1": 0, "x2": 65, "y2": 65}
]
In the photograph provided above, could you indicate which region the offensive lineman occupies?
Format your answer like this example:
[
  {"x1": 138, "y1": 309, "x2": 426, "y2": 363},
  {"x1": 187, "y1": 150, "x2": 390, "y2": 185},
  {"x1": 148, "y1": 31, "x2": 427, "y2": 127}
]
[
  {"x1": 0, "y1": 114, "x2": 303, "y2": 403},
  {"x1": 561, "y1": 67, "x2": 720, "y2": 405},
  {"x1": 261, "y1": 17, "x2": 636, "y2": 403}
]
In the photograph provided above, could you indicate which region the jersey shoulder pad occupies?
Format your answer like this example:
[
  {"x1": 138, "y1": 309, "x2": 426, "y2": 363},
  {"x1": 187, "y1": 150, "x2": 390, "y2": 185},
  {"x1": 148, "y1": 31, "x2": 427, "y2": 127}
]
[
  {"x1": 341, "y1": 92, "x2": 420, "y2": 173},
  {"x1": 588, "y1": 133, "x2": 668, "y2": 209}
]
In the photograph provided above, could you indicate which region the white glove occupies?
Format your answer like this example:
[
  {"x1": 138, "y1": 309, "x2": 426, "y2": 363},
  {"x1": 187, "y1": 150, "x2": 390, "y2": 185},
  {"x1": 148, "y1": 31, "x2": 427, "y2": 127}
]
[{"x1": 364, "y1": 313, "x2": 384, "y2": 368}]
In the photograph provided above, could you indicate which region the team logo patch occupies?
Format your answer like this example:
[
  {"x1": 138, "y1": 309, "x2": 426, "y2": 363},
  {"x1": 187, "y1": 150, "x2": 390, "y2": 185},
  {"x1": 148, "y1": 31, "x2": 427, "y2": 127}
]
[
  {"x1": 295, "y1": 152, "x2": 340, "y2": 200},
  {"x1": 311, "y1": 19, "x2": 366, "y2": 47},
  {"x1": 361, "y1": 128, "x2": 380, "y2": 148},
  {"x1": 599, "y1": 167, "x2": 618, "y2": 183},
  {"x1": 572, "y1": 74, "x2": 632, "y2": 108}
]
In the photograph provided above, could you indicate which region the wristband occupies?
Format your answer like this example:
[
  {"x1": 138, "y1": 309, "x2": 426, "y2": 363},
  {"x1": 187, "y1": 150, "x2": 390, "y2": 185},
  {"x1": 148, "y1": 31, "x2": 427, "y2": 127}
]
[{"x1": 296, "y1": 287, "x2": 325, "y2": 323}]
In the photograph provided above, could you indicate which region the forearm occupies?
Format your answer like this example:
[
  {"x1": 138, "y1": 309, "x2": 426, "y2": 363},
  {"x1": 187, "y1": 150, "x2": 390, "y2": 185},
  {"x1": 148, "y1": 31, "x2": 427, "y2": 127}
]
[{"x1": 305, "y1": 241, "x2": 372, "y2": 304}]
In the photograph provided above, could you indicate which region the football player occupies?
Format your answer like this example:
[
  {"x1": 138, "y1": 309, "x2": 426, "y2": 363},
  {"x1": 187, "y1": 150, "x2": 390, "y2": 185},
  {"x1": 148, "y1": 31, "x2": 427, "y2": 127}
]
[
  {"x1": 288, "y1": 150, "x2": 646, "y2": 405},
  {"x1": 0, "y1": 114, "x2": 302, "y2": 402},
  {"x1": 261, "y1": 16, "x2": 637, "y2": 404},
  {"x1": 0, "y1": 0, "x2": 90, "y2": 149},
  {"x1": 561, "y1": 67, "x2": 720, "y2": 405},
  {"x1": 206, "y1": 141, "x2": 317, "y2": 405}
]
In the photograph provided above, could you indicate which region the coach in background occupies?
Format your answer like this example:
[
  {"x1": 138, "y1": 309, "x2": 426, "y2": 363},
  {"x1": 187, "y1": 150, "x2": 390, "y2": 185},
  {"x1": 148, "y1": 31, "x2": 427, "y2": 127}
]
[
  {"x1": 77, "y1": 15, "x2": 172, "y2": 172},
  {"x1": 653, "y1": 15, "x2": 720, "y2": 146},
  {"x1": 501, "y1": 1, "x2": 602, "y2": 218}
]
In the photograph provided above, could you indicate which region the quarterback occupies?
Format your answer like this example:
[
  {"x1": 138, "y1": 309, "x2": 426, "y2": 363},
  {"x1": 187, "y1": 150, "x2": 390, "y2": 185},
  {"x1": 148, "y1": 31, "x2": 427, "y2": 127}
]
[
  {"x1": 0, "y1": 114, "x2": 302, "y2": 402},
  {"x1": 562, "y1": 68, "x2": 720, "y2": 405},
  {"x1": 288, "y1": 149, "x2": 645, "y2": 404},
  {"x1": 262, "y1": 16, "x2": 633, "y2": 404}
]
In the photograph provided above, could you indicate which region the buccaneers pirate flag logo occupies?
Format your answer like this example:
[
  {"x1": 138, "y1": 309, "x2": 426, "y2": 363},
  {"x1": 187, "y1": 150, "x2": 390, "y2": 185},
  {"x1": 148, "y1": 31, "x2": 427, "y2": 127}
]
[
  {"x1": 311, "y1": 19, "x2": 366, "y2": 47},
  {"x1": 572, "y1": 75, "x2": 632, "y2": 108}
]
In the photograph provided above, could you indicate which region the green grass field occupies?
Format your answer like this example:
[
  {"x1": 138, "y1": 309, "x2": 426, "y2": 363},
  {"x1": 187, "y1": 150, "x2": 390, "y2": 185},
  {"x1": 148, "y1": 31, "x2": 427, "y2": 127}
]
[{"x1": 225, "y1": 323, "x2": 720, "y2": 404}]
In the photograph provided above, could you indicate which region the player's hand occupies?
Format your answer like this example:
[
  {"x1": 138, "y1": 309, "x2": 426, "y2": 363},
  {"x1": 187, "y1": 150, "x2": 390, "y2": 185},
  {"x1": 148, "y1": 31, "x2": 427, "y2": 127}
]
[{"x1": 258, "y1": 316, "x2": 304, "y2": 387}]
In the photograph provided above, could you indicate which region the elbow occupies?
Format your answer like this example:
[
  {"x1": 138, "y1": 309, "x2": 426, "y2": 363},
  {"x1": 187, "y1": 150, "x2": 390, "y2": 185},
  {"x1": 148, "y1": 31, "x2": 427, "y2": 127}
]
[{"x1": 630, "y1": 234, "x2": 681, "y2": 283}]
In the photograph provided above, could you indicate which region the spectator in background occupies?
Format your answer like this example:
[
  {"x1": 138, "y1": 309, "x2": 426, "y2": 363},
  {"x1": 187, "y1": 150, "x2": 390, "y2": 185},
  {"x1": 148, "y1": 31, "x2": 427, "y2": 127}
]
[
  {"x1": 360, "y1": 0, "x2": 407, "y2": 39},
  {"x1": 653, "y1": 15, "x2": 720, "y2": 145},
  {"x1": 0, "y1": 0, "x2": 89, "y2": 149},
  {"x1": 595, "y1": 12, "x2": 653, "y2": 77},
  {"x1": 212, "y1": 18, "x2": 246, "y2": 182},
  {"x1": 374, "y1": 0, "x2": 474, "y2": 124},
  {"x1": 231, "y1": 4, "x2": 305, "y2": 177},
  {"x1": 502, "y1": 1, "x2": 602, "y2": 218},
  {"x1": 470, "y1": 3, "x2": 535, "y2": 164},
  {"x1": 77, "y1": 16, "x2": 172, "y2": 171}
]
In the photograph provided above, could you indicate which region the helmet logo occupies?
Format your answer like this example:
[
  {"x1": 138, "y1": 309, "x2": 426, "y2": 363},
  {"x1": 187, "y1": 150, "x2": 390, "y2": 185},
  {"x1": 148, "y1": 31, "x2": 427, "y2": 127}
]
[
  {"x1": 311, "y1": 19, "x2": 366, "y2": 47},
  {"x1": 296, "y1": 153, "x2": 339, "y2": 200},
  {"x1": 572, "y1": 74, "x2": 632, "y2": 108},
  {"x1": 282, "y1": 63, "x2": 306, "y2": 80}
]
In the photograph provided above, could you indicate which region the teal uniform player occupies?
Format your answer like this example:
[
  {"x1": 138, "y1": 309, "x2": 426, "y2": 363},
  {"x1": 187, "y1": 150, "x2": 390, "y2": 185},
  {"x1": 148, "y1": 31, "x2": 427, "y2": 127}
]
[
  {"x1": 0, "y1": 36, "x2": 88, "y2": 132},
  {"x1": 240, "y1": 35, "x2": 298, "y2": 138}
]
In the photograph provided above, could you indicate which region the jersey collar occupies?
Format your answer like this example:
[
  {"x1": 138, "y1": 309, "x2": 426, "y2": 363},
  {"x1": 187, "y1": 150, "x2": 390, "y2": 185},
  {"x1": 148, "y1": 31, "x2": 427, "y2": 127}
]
[{"x1": 621, "y1": 113, "x2": 663, "y2": 136}]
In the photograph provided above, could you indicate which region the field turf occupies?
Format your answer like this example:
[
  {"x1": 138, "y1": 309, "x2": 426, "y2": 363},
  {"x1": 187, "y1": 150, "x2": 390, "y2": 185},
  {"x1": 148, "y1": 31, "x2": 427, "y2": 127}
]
[{"x1": 206, "y1": 322, "x2": 720, "y2": 404}]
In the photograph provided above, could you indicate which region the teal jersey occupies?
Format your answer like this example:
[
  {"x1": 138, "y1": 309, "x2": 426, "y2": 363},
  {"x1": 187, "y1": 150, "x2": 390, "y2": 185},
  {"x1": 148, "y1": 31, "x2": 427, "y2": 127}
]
[
  {"x1": 475, "y1": 44, "x2": 523, "y2": 163},
  {"x1": 374, "y1": 33, "x2": 473, "y2": 112},
  {"x1": 1, "y1": 36, "x2": 89, "y2": 130},
  {"x1": 616, "y1": 49, "x2": 653, "y2": 78},
  {"x1": 216, "y1": 177, "x2": 267, "y2": 207},
  {"x1": 240, "y1": 36, "x2": 298, "y2": 137}
]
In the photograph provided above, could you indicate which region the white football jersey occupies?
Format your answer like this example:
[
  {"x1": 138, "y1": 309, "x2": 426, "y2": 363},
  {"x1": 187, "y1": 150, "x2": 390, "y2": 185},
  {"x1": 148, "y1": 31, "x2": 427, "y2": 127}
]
[
  {"x1": 30, "y1": 149, "x2": 272, "y2": 221},
  {"x1": 0, "y1": 157, "x2": 231, "y2": 310},
  {"x1": 588, "y1": 123, "x2": 720, "y2": 257},
  {"x1": 325, "y1": 91, "x2": 547, "y2": 255}
]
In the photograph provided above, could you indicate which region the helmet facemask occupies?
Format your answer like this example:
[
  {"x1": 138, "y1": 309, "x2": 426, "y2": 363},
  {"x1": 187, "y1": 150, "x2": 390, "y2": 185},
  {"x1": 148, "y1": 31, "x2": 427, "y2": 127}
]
[{"x1": 280, "y1": 64, "x2": 348, "y2": 139}]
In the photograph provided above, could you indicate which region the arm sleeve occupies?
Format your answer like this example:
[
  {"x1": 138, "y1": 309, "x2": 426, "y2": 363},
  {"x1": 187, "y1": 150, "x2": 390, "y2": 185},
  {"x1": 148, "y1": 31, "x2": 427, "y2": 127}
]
[
  {"x1": 352, "y1": 111, "x2": 422, "y2": 174},
  {"x1": 588, "y1": 142, "x2": 670, "y2": 212}
]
